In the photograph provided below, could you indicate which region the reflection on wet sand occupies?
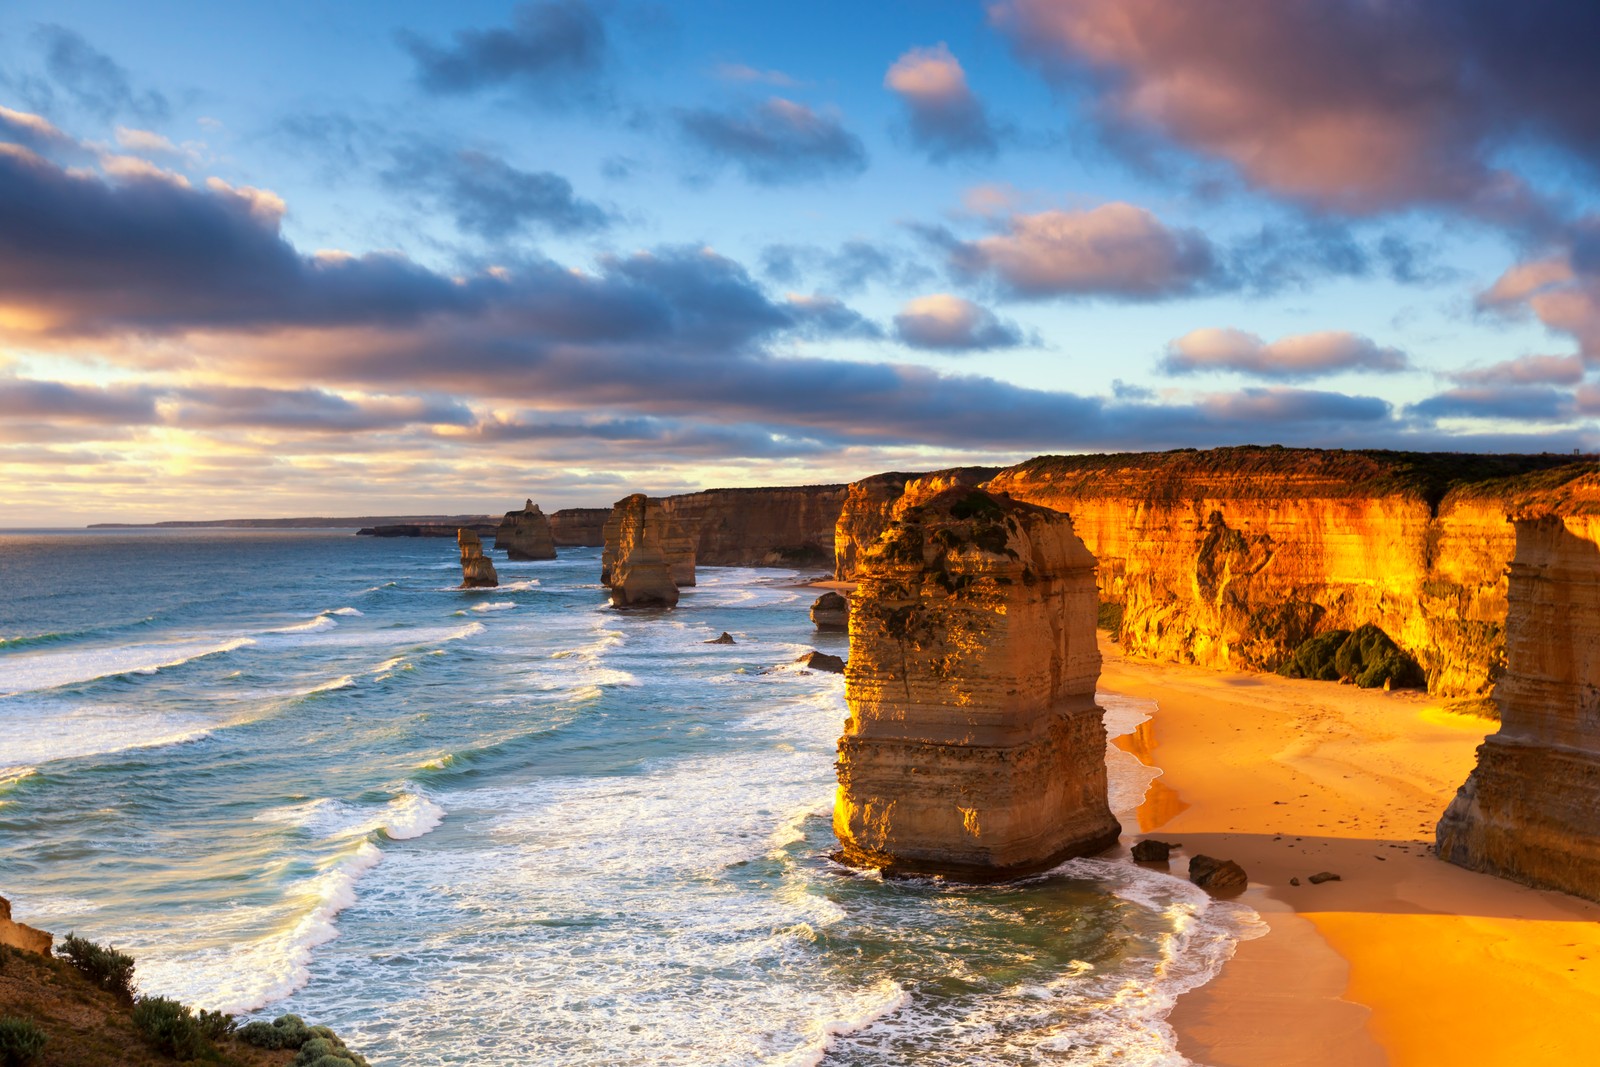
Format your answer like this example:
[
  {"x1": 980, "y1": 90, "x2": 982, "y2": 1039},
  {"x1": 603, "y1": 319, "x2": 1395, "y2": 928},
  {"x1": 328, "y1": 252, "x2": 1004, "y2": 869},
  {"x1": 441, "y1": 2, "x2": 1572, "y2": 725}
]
[{"x1": 1111, "y1": 716, "x2": 1190, "y2": 832}]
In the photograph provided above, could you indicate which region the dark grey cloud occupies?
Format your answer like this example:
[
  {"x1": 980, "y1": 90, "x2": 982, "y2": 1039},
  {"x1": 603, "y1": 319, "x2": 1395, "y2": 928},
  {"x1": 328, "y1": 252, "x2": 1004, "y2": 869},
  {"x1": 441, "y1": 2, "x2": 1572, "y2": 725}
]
[
  {"x1": 894, "y1": 295, "x2": 1023, "y2": 352},
  {"x1": 473, "y1": 413, "x2": 836, "y2": 459},
  {"x1": 677, "y1": 97, "x2": 867, "y2": 185},
  {"x1": 1409, "y1": 386, "x2": 1577, "y2": 422},
  {"x1": 32, "y1": 25, "x2": 168, "y2": 123},
  {"x1": 401, "y1": 0, "x2": 608, "y2": 102},
  {"x1": 384, "y1": 145, "x2": 611, "y2": 239},
  {"x1": 761, "y1": 239, "x2": 932, "y2": 292},
  {"x1": 167, "y1": 387, "x2": 475, "y2": 433},
  {"x1": 0, "y1": 378, "x2": 156, "y2": 422},
  {"x1": 884, "y1": 43, "x2": 998, "y2": 162}
]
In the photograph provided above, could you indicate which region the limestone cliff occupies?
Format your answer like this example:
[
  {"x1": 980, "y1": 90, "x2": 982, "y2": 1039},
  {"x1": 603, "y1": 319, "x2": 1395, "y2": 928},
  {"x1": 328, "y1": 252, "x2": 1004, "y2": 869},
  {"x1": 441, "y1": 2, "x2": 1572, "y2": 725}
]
[
  {"x1": 0, "y1": 894, "x2": 50, "y2": 955},
  {"x1": 1437, "y1": 472, "x2": 1600, "y2": 901},
  {"x1": 601, "y1": 494, "x2": 696, "y2": 588},
  {"x1": 834, "y1": 488, "x2": 1120, "y2": 881},
  {"x1": 610, "y1": 542, "x2": 680, "y2": 608},
  {"x1": 457, "y1": 528, "x2": 499, "y2": 588},
  {"x1": 833, "y1": 468, "x2": 998, "y2": 580},
  {"x1": 548, "y1": 508, "x2": 609, "y2": 547},
  {"x1": 657, "y1": 485, "x2": 847, "y2": 567},
  {"x1": 834, "y1": 449, "x2": 1578, "y2": 700},
  {"x1": 495, "y1": 499, "x2": 557, "y2": 560}
]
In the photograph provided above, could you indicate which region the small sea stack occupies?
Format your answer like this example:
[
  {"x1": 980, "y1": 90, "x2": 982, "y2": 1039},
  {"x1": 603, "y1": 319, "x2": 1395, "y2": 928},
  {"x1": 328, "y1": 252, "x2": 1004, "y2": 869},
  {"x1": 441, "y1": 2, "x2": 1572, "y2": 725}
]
[
  {"x1": 457, "y1": 528, "x2": 499, "y2": 588},
  {"x1": 833, "y1": 488, "x2": 1119, "y2": 881},
  {"x1": 610, "y1": 542, "x2": 679, "y2": 608},
  {"x1": 601, "y1": 494, "x2": 696, "y2": 588},
  {"x1": 809, "y1": 591, "x2": 848, "y2": 631},
  {"x1": 496, "y1": 499, "x2": 557, "y2": 560}
]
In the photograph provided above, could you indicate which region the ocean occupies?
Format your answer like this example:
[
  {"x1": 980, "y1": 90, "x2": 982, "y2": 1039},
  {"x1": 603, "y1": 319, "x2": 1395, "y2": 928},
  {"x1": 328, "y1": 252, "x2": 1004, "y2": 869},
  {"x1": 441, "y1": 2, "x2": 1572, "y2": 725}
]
[{"x1": 0, "y1": 529, "x2": 1259, "y2": 1065}]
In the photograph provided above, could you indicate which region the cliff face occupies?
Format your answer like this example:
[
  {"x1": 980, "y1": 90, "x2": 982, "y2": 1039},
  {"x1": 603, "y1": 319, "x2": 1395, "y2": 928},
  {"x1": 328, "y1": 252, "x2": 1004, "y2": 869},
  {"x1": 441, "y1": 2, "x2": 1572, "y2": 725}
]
[
  {"x1": 1438, "y1": 475, "x2": 1600, "y2": 901},
  {"x1": 657, "y1": 485, "x2": 848, "y2": 567},
  {"x1": 548, "y1": 507, "x2": 609, "y2": 547},
  {"x1": 833, "y1": 468, "x2": 998, "y2": 580},
  {"x1": 0, "y1": 894, "x2": 51, "y2": 955},
  {"x1": 834, "y1": 488, "x2": 1119, "y2": 881},
  {"x1": 457, "y1": 528, "x2": 499, "y2": 588},
  {"x1": 495, "y1": 499, "x2": 557, "y2": 560},
  {"x1": 601, "y1": 494, "x2": 696, "y2": 588},
  {"x1": 834, "y1": 449, "x2": 1580, "y2": 700}
]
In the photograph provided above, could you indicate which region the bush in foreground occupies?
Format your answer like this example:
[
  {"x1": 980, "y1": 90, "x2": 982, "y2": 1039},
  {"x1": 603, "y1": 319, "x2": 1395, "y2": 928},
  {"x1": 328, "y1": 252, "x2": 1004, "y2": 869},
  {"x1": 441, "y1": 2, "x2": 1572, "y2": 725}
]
[
  {"x1": 0, "y1": 1016, "x2": 48, "y2": 1067},
  {"x1": 1279, "y1": 624, "x2": 1425, "y2": 689},
  {"x1": 57, "y1": 934, "x2": 137, "y2": 1001},
  {"x1": 131, "y1": 995, "x2": 211, "y2": 1060},
  {"x1": 238, "y1": 1015, "x2": 369, "y2": 1066}
]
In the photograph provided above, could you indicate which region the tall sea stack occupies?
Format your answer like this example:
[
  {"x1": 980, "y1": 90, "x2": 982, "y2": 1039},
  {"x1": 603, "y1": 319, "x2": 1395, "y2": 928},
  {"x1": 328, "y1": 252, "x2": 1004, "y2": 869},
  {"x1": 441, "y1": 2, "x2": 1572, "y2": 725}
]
[
  {"x1": 601, "y1": 494, "x2": 696, "y2": 588},
  {"x1": 496, "y1": 499, "x2": 557, "y2": 560},
  {"x1": 457, "y1": 528, "x2": 499, "y2": 588},
  {"x1": 834, "y1": 488, "x2": 1119, "y2": 881},
  {"x1": 1438, "y1": 475, "x2": 1600, "y2": 901}
]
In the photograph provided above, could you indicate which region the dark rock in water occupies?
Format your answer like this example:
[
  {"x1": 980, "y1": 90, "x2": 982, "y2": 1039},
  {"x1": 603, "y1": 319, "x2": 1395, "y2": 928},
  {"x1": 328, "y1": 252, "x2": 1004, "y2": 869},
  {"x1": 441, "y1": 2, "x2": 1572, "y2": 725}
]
[
  {"x1": 1308, "y1": 871, "x2": 1341, "y2": 884},
  {"x1": 496, "y1": 499, "x2": 557, "y2": 560},
  {"x1": 1290, "y1": 877, "x2": 1301, "y2": 886},
  {"x1": 810, "y1": 591, "x2": 849, "y2": 631},
  {"x1": 1131, "y1": 839, "x2": 1178, "y2": 862},
  {"x1": 1188, "y1": 854, "x2": 1248, "y2": 893},
  {"x1": 706, "y1": 632, "x2": 736, "y2": 645},
  {"x1": 795, "y1": 650, "x2": 845, "y2": 674}
]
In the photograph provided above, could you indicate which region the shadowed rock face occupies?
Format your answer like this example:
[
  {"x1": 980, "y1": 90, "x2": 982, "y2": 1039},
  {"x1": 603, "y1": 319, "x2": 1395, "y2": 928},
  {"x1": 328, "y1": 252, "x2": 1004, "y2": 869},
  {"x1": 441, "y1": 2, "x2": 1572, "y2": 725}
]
[
  {"x1": 549, "y1": 507, "x2": 610, "y2": 547},
  {"x1": 496, "y1": 499, "x2": 557, "y2": 560},
  {"x1": 1439, "y1": 476, "x2": 1600, "y2": 901},
  {"x1": 601, "y1": 495, "x2": 696, "y2": 588},
  {"x1": 658, "y1": 485, "x2": 848, "y2": 567},
  {"x1": 834, "y1": 487, "x2": 1119, "y2": 881},
  {"x1": 458, "y1": 528, "x2": 499, "y2": 588}
]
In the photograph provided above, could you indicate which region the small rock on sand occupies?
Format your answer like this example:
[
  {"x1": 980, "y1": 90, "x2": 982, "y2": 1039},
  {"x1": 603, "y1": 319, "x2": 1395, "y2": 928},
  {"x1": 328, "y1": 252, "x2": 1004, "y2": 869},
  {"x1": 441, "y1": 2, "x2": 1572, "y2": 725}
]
[
  {"x1": 1131, "y1": 839, "x2": 1178, "y2": 862},
  {"x1": 1308, "y1": 871, "x2": 1342, "y2": 884},
  {"x1": 1188, "y1": 854, "x2": 1248, "y2": 893}
]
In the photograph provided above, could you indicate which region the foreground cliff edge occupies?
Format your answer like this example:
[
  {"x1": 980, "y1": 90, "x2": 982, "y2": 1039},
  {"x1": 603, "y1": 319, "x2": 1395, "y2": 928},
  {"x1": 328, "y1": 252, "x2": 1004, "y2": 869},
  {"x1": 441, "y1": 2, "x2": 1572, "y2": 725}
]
[
  {"x1": 834, "y1": 488, "x2": 1119, "y2": 880},
  {"x1": 1438, "y1": 470, "x2": 1600, "y2": 900}
]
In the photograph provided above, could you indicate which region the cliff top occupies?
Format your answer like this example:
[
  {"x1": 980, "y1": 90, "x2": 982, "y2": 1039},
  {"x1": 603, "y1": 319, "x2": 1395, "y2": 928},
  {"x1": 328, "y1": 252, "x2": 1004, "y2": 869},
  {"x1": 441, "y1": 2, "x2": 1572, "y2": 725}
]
[
  {"x1": 1444, "y1": 463, "x2": 1600, "y2": 517},
  {"x1": 993, "y1": 446, "x2": 1583, "y2": 510}
]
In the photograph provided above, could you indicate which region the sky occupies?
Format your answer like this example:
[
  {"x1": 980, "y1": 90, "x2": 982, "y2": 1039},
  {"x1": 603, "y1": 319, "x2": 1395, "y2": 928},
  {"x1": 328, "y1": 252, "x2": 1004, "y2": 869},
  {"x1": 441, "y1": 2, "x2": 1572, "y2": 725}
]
[{"x1": 3, "y1": 0, "x2": 1600, "y2": 524}]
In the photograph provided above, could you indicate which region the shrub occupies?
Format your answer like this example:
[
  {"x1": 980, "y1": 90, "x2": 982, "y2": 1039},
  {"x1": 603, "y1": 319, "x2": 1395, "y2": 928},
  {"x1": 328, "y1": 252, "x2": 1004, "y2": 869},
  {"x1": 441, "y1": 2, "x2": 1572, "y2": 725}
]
[
  {"x1": 196, "y1": 1008, "x2": 237, "y2": 1041},
  {"x1": 0, "y1": 1016, "x2": 48, "y2": 1067},
  {"x1": 293, "y1": 1031, "x2": 370, "y2": 1067},
  {"x1": 1278, "y1": 629, "x2": 1350, "y2": 682},
  {"x1": 131, "y1": 996, "x2": 210, "y2": 1060},
  {"x1": 57, "y1": 933, "x2": 137, "y2": 1001},
  {"x1": 238, "y1": 1013, "x2": 312, "y2": 1051},
  {"x1": 1096, "y1": 599, "x2": 1124, "y2": 634},
  {"x1": 1279, "y1": 624, "x2": 1425, "y2": 689}
]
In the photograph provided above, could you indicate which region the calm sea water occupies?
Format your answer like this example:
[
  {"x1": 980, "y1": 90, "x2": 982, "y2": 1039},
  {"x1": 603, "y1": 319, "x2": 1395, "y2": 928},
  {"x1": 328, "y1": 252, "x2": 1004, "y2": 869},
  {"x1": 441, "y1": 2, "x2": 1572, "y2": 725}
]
[{"x1": 0, "y1": 530, "x2": 1257, "y2": 1065}]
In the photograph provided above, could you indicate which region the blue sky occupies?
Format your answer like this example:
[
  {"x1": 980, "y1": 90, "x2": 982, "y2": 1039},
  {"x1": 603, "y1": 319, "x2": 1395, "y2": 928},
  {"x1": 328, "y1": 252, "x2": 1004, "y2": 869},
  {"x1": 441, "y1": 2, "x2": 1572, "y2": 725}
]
[{"x1": 1, "y1": 1, "x2": 1596, "y2": 523}]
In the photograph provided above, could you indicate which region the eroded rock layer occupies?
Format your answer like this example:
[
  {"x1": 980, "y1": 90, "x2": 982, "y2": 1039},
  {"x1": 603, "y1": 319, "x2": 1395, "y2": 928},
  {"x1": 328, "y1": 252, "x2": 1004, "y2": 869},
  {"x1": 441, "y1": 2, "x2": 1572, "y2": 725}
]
[
  {"x1": 495, "y1": 499, "x2": 557, "y2": 560},
  {"x1": 548, "y1": 507, "x2": 610, "y2": 547},
  {"x1": 457, "y1": 528, "x2": 499, "y2": 588},
  {"x1": 0, "y1": 894, "x2": 52, "y2": 956},
  {"x1": 835, "y1": 488, "x2": 1119, "y2": 881},
  {"x1": 601, "y1": 494, "x2": 696, "y2": 588},
  {"x1": 658, "y1": 485, "x2": 848, "y2": 567},
  {"x1": 834, "y1": 449, "x2": 1582, "y2": 700},
  {"x1": 1438, "y1": 474, "x2": 1600, "y2": 901}
]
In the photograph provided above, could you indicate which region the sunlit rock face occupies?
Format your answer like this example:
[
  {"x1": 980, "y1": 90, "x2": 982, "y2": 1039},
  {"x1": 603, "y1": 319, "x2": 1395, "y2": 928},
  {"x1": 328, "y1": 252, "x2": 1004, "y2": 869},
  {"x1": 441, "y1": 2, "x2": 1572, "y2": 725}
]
[
  {"x1": 457, "y1": 528, "x2": 499, "y2": 588},
  {"x1": 834, "y1": 488, "x2": 1119, "y2": 881},
  {"x1": 834, "y1": 449, "x2": 1580, "y2": 700},
  {"x1": 610, "y1": 541, "x2": 680, "y2": 608},
  {"x1": 601, "y1": 494, "x2": 696, "y2": 588},
  {"x1": 0, "y1": 895, "x2": 52, "y2": 956},
  {"x1": 833, "y1": 468, "x2": 998, "y2": 581},
  {"x1": 658, "y1": 485, "x2": 848, "y2": 567},
  {"x1": 495, "y1": 499, "x2": 558, "y2": 560},
  {"x1": 1439, "y1": 475, "x2": 1600, "y2": 901}
]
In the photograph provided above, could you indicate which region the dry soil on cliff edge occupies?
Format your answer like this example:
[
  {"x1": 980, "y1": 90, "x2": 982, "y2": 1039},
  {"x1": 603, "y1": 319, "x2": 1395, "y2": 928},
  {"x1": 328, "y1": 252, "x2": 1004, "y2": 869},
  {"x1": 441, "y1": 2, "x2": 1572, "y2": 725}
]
[{"x1": 1095, "y1": 637, "x2": 1600, "y2": 1067}]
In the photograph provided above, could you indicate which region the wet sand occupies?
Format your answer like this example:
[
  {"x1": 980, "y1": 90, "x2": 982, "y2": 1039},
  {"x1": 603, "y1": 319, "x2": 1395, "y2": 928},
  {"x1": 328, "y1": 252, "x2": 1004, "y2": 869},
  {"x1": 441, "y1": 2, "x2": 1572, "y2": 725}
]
[{"x1": 1096, "y1": 638, "x2": 1600, "y2": 1066}]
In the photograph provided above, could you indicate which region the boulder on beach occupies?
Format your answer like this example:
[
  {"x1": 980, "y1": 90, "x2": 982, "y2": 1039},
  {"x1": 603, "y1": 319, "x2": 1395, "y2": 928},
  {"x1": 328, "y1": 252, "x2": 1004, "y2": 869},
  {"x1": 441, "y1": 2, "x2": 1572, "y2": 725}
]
[
  {"x1": 1131, "y1": 839, "x2": 1178, "y2": 863},
  {"x1": 1188, "y1": 854, "x2": 1248, "y2": 893}
]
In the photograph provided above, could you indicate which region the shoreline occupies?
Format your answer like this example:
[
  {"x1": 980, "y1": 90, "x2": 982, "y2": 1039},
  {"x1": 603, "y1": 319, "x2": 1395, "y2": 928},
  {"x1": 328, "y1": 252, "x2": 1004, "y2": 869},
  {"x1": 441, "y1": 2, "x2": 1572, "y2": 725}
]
[{"x1": 1096, "y1": 637, "x2": 1600, "y2": 1066}]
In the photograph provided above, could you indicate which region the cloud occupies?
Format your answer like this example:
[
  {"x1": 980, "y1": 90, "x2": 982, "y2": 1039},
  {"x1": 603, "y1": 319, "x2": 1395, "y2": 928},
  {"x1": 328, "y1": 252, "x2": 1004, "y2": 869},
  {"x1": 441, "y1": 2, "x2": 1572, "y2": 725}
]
[
  {"x1": 760, "y1": 239, "x2": 928, "y2": 291},
  {"x1": 951, "y1": 202, "x2": 1219, "y2": 299},
  {"x1": 1162, "y1": 329, "x2": 1409, "y2": 379},
  {"x1": 784, "y1": 294, "x2": 885, "y2": 340},
  {"x1": 677, "y1": 97, "x2": 867, "y2": 185},
  {"x1": 384, "y1": 145, "x2": 610, "y2": 238},
  {"x1": 0, "y1": 106, "x2": 81, "y2": 158},
  {"x1": 1452, "y1": 354, "x2": 1586, "y2": 387},
  {"x1": 0, "y1": 378, "x2": 157, "y2": 423},
  {"x1": 401, "y1": 0, "x2": 607, "y2": 102},
  {"x1": 1409, "y1": 386, "x2": 1577, "y2": 422},
  {"x1": 114, "y1": 127, "x2": 181, "y2": 156},
  {"x1": 1478, "y1": 252, "x2": 1600, "y2": 357},
  {"x1": 165, "y1": 386, "x2": 475, "y2": 433},
  {"x1": 884, "y1": 43, "x2": 997, "y2": 161},
  {"x1": 993, "y1": 0, "x2": 1600, "y2": 221},
  {"x1": 34, "y1": 25, "x2": 169, "y2": 122},
  {"x1": 894, "y1": 294, "x2": 1023, "y2": 351},
  {"x1": 713, "y1": 63, "x2": 802, "y2": 88}
]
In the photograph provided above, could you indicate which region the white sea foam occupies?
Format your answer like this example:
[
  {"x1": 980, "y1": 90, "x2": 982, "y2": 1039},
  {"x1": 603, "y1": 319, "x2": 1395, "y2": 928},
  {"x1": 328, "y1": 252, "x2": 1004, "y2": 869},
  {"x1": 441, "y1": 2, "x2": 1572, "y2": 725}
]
[
  {"x1": 268, "y1": 613, "x2": 338, "y2": 634},
  {"x1": 470, "y1": 601, "x2": 517, "y2": 613},
  {"x1": 0, "y1": 636, "x2": 254, "y2": 697},
  {"x1": 304, "y1": 675, "x2": 355, "y2": 695},
  {"x1": 330, "y1": 607, "x2": 364, "y2": 617}
]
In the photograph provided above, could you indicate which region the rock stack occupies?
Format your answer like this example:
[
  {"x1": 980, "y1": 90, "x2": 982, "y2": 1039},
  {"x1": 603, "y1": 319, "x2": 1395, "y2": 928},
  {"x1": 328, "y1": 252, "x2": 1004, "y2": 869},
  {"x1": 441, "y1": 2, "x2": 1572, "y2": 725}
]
[
  {"x1": 495, "y1": 499, "x2": 557, "y2": 560},
  {"x1": 810, "y1": 591, "x2": 849, "y2": 630},
  {"x1": 834, "y1": 488, "x2": 1120, "y2": 881},
  {"x1": 601, "y1": 494, "x2": 696, "y2": 588},
  {"x1": 457, "y1": 528, "x2": 499, "y2": 588},
  {"x1": 609, "y1": 541, "x2": 679, "y2": 608},
  {"x1": 1438, "y1": 477, "x2": 1600, "y2": 902}
]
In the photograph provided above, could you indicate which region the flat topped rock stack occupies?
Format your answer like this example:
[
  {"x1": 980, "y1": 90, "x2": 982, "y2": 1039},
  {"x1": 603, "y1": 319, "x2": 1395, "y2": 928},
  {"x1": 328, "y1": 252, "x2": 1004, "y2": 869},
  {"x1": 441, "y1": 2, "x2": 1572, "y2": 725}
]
[
  {"x1": 457, "y1": 528, "x2": 499, "y2": 588},
  {"x1": 496, "y1": 499, "x2": 557, "y2": 560},
  {"x1": 601, "y1": 494, "x2": 696, "y2": 589},
  {"x1": 833, "y1": 487, "x2": 1120, "y2": 881},
  {"x1": 1438, "y1": 477, "x2": 1600, "y2": 901}
]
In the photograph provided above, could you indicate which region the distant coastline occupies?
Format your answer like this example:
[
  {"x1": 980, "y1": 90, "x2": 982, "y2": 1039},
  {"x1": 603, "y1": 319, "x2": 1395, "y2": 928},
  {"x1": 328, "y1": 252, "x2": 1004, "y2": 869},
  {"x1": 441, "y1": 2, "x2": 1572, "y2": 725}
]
[{"x1": 85, "y1": 515, "x2": 497, "y2": 530}]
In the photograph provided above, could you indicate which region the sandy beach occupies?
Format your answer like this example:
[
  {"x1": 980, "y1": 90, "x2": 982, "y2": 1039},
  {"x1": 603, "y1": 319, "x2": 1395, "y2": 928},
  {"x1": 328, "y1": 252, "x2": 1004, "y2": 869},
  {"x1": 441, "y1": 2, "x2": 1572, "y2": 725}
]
[{"x1": 1096, "y1": 637, "x2": 1600, "y2": 1066}]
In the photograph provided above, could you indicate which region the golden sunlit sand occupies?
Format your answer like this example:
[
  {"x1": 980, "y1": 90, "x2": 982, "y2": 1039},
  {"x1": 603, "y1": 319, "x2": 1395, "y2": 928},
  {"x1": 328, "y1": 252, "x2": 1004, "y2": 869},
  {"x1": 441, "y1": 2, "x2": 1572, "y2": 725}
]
[{"x1": 1097, "y1": 637, "x2": 1600, "y2": 1066}]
